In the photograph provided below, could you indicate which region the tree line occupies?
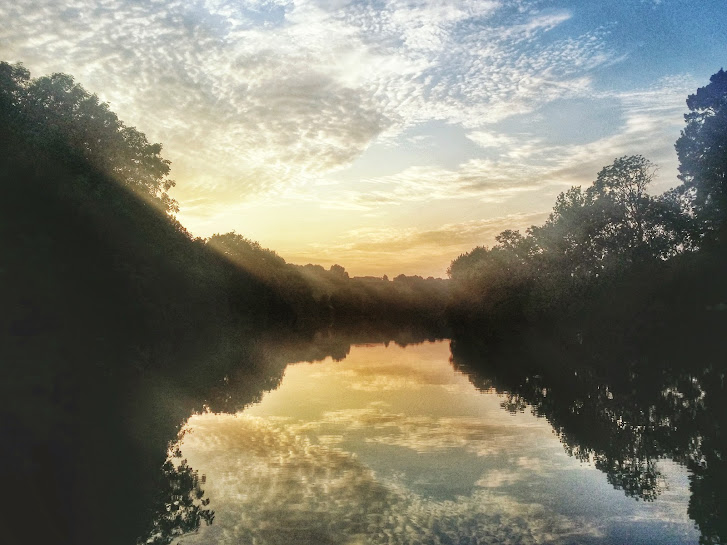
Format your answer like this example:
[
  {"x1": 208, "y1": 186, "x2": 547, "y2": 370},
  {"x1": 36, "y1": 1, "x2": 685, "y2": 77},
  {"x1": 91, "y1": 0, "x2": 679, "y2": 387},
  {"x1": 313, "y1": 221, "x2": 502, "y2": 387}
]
[
  {"x1": 3, "y1": 61, "x2": 725, "y2": 351},
  {"x1": 447, "y1": 69, "x2": 727, "y2": 341}
]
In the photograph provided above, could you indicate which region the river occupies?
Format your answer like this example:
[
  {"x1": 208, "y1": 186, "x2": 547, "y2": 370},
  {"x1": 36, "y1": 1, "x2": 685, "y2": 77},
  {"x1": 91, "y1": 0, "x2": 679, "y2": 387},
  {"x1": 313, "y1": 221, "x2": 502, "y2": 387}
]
[{"x1": 168, "y1": 339, "x2": 702, "y2": 545}]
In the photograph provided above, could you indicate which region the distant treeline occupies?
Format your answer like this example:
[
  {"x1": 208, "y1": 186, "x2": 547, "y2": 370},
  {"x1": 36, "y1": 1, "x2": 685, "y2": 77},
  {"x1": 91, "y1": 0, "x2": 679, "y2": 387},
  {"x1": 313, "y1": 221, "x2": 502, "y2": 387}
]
[
  {"x1": 208, "y1": 231, "x2": 450, "y2": 328},
  {"x1": 447, "y1": 69, "x2": 727, "y2": 344}
]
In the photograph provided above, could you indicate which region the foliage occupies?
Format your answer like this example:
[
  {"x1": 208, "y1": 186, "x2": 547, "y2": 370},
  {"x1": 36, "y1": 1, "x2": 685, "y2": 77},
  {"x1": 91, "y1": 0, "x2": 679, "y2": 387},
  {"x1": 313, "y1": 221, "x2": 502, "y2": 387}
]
[
  {"x1": 0, "y1": 61, "x2": 177, "y2": 213},
  {"x1": 675, "y1": 68, "x2": 727, "y2": 239},
  {"x1": 295, "y1": 264, "x2": 450, "y2": 327},
  {"x1": 449, "y1": 69, "x2": 727, "y2": 331},
  {"x1": 448, "y1": 154, "x2": 694, "y2": 327},
  {"x1": 138, "y1": 447, "x2": 215, "y2": 545}
]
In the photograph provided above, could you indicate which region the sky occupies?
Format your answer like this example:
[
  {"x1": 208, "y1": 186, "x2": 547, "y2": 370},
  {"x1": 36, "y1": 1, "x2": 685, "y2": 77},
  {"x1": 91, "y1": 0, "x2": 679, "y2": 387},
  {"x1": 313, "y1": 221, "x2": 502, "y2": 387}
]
[{"x1": 1, "y1": 0, "x2": 725, "y2": 277}]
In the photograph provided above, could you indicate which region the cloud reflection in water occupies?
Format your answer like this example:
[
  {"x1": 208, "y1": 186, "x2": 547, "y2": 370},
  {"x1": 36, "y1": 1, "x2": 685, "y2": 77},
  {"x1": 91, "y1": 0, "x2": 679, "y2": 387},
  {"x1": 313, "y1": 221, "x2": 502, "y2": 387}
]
[{"x1": 173, "y1": 341, "x2": 696, "y2": 544}]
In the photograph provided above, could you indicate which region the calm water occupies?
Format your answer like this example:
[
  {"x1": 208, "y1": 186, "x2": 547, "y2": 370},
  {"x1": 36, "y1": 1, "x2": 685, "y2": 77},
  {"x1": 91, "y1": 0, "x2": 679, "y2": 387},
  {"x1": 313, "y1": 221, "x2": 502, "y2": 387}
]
[{"x1": 171, "y1": 341, "x2": 699, "y2": 545}]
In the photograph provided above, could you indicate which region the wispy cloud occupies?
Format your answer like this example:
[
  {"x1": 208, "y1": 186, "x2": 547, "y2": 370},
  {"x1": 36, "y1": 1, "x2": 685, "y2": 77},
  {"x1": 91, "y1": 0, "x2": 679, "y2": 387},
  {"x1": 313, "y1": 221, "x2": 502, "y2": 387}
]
[
  {"x1": 357, "y1": 160, "x2": 550, "y2": 203},
  {"x1": 177, "y1": 412, "x2": 602, "y2": 544},
  {"x1": 281, "y1": 213, "x2": 547, "y2": 276},
  {"x1": 1, "y1": 0, "x2": 616, "y2": 200},
  {"x1": 344, "y1": 214, "x2": 548, "y2": 252},
  {"x1": 1, "y1": 0, "x2": 703, "y2": 274},
  {"x1": 539, "y1": 75, "x2": 695, "y2": 190}
]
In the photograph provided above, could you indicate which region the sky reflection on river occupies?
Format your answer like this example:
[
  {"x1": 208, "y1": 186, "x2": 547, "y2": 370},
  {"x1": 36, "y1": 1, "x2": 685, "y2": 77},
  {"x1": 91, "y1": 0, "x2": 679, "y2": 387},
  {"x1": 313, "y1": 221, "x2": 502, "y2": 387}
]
[{"x1": 173, "y1": 341, "x2": 698, "y2": 545}]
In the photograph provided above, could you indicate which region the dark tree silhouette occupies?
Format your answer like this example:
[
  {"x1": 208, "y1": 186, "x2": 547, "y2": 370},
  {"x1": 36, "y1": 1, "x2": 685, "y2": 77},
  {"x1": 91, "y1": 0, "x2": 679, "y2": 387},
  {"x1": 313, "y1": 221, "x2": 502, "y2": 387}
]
[
  {"x1": 138, "y1": 447, "x2": 215, "y2": 545},
  {"x1": 533, "y1": 155, "x2": 686, "y2": 270},
  {"x1": 0, "y1": 61, "x2": 177, "y2": 213},
  {"x1": 448, "y1": 154, "x2": 692, "y2": 331},
  {"x1": 675, "y1": 68, "x2": 727, "y2": 241}
]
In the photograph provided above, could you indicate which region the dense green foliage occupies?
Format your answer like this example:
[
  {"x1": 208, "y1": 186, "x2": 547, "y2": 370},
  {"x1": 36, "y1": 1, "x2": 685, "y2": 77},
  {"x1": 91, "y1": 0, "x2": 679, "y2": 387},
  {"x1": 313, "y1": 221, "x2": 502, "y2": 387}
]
[
  {"x1": 447, "y1": 70, "x2": 727, "y2": 338},
  {"x1": 0, "y1": 62, "x2": 178, "y2": 213},
  {"x1": 675, "y1": 68, "x2": 727, "y2": 241}
]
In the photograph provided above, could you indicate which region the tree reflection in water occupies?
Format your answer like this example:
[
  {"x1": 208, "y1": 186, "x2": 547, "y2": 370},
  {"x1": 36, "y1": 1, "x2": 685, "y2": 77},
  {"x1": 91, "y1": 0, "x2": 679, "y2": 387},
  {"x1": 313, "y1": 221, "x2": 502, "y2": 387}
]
[
  {"x1": 0, "y1": 319, "x2": 446, "y2": 545},
  {"x1": 449, "y1": 323, "x2": 727, "y2": 544},
  {"x1": 137, "y1": 443, "x2": 214, "y2": 545},
  {"x1": 4, "y1": 313, "x2": 725, "y2": 544}
]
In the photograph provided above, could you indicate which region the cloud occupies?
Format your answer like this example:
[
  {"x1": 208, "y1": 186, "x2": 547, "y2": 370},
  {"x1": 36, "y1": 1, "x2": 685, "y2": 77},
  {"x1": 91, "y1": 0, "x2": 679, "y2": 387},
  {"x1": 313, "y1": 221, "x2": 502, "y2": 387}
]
[
  {"x1": 336, "y1": 75, "x2": 693, "y2": 213},
  {"x1": 302, "y1": 342, "x2": 470, "y2": 393},
  {"x1": 253, "y1": 67, "x2": 690, "y2": 277},
  {"x1": 167, "y1": 340, "x2": 698, "y2": 543},
  {"x1": 316, "y1": 404, "x2": 544, "y2": 456},
  {"x1": 326, "y1": 213, "x2": 548, "y2": 253},
  {"x1": 273, "y1": 73, "x2": 690, "y2": 221},
  {"x1": 539, "y1": 75, "x2": 695, "y2": 190},
  {"x1": 277, "y1": 212, "x2": 547, "y2": 277},
  {"x1": 313, "y1": 359, "x2": 459, "y2": 392},
  {"x1": 2, "y1": 0, "x2": 699, "y2": 277},
  {"x1": 1, "y1": 0, "x2": 618, "y2": 203},
  {"x1": 476, "y1": 468, "x2": 523, "y2": 488},
  {"x1": 351, "y1": 159, "x2": 549, "y2": 204},
  {"x1": 176, "y1": 412, "x2": 602, "y2": 545}
]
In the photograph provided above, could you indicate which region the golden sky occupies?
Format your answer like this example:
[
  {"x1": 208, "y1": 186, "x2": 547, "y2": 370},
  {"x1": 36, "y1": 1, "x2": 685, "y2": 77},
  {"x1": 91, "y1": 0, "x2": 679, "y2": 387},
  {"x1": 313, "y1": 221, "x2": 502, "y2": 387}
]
[{"x1": 2, "y1": 0, "x2": 724, "y2": 276}]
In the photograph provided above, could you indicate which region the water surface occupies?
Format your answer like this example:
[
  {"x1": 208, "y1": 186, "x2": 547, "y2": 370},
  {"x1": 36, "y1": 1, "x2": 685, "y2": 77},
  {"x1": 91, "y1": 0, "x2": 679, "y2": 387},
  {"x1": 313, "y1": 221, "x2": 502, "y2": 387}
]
[{"x1": 173, "y1": 340, "x2": 699, "y2": 544}]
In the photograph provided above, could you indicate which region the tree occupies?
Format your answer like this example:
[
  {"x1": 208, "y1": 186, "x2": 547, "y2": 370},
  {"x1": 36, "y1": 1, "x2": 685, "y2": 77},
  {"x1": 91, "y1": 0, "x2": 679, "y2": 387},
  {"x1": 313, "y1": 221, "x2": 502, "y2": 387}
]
[
  {"x1": 329, "y1": 264, "x2": 349, "y2": 279},
  {"x1": 530, "y1": 185, "x2": 604, "y2": 280},
  {"x1": 138, "y1": 448, "x2": 214, "y2": 545},
  {"x1": 590, "y1": 155, "x2": 685, "y2": 263},
  {"x1": 0, "y1": 62, "x2": 30, "y2": 116},
  {"x1": 593, "y1": 155, "x2": 653, "y2": 248},
  {"x1": 0, "y1": 62, "x2": 178, "y2": 213},
  {"x1": 207, "y1": 232, "x2": 286, "y2": 272},
  {"x1": 675, "y1": 68, "x2": 727, "y2": 239},
  {"x1": 533, "y1": 156, "x2": 686, "y2": 274}
]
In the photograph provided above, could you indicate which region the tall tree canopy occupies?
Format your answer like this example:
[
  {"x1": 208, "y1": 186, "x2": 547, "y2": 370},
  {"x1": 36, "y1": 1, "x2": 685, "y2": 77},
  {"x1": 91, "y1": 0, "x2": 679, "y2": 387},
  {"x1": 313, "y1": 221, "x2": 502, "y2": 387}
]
[
  {"x1": 534, "y1": 155, "x2": 686, "y2": 271},
  {"x1": 448, "y1": 154, "x2": 691, "y2": 323},
  {"x1": 675, "y1": 68, "x2": 727, "y2": 238},
  {"x1": 0, "y1": 62, "x2": 177, "y2": 213}
]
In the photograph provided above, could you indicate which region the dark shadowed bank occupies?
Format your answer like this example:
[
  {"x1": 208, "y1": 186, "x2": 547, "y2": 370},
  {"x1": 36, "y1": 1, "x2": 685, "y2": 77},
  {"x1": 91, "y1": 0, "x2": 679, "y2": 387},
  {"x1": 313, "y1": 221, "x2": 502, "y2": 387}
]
[{"x1": 2, "y1": 62, "x2": 726, "y2": 544}]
